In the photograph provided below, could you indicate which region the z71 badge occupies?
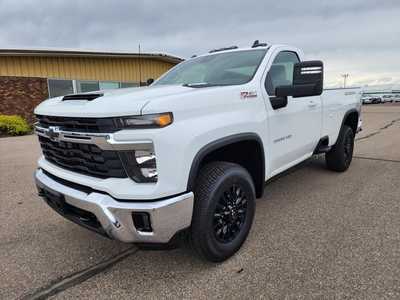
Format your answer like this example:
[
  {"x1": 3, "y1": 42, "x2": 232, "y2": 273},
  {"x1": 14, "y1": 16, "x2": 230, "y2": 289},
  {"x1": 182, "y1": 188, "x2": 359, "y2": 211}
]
[{"x1": 240, "y1": 91, "x2": 257, "y2": 99}]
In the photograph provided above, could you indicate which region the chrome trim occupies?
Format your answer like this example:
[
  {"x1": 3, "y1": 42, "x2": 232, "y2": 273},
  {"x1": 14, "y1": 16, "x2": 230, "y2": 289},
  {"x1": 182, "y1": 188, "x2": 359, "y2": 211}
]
[
  {"x1": 35, "y1": 125, "x2": 153, "y2": 151},
  {"x1": 35, "y1": 169, "x2": 194, "y2": 243}
]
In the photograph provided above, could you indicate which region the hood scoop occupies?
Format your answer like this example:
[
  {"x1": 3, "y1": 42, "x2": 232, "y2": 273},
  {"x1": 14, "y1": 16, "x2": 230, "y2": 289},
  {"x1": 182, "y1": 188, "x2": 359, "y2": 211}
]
[{"x1": 62, "y1": 93, "x2": 103, "y2": 101}]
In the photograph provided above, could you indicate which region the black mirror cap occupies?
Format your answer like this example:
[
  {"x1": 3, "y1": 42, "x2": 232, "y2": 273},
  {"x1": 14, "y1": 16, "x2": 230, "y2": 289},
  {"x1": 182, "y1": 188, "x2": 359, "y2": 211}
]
[
  {"x1": 292, "y1": 60, "x2": 323, "y2": 97},
  {"x1": 146, "y1": 78, "x2": 155, "y2": 85}
]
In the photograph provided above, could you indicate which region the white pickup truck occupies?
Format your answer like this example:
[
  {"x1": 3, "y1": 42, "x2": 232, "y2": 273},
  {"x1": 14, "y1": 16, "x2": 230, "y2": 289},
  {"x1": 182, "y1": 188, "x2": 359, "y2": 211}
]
[{"x1": 34, "y1": 42, "x2": 361, "y2": 262}]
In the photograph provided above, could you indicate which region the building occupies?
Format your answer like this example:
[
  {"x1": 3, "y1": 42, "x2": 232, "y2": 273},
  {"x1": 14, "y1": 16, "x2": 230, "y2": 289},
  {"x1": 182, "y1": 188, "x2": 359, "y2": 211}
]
[{"x1": 0, "y1": 48, "x2": 182, "y2": 123}]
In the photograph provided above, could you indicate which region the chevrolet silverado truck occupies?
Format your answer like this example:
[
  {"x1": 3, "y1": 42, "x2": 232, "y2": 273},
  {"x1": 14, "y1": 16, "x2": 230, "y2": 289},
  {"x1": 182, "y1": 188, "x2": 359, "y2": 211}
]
[{"x1": 34, "y1": 42, "x2": 362, "y2": 262}]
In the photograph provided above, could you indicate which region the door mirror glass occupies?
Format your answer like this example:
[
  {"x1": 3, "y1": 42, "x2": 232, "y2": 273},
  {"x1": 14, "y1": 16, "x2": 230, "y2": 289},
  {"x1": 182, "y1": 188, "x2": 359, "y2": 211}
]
[{"x1": 275, "y1": 60, "x2": 323, "y2": 98}]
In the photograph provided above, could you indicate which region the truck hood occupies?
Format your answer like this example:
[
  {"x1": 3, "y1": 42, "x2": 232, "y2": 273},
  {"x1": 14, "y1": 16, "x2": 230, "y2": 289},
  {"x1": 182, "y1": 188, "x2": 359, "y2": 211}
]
[{"x1": 34, "y1": 85, "x2": 198, "y2": 118}]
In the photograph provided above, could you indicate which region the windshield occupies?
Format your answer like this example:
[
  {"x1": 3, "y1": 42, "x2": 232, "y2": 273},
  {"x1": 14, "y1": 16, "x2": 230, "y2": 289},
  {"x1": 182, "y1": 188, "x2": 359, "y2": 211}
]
[{"x1": 154, "y1": 49, "x2": 267, "y2": 87}]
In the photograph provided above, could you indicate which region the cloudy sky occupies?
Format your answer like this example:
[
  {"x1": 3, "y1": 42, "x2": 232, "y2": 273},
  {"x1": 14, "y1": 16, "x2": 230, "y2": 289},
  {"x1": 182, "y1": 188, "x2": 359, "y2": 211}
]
[{"x1": 1, "y1": 0, "x2": 399, "y2": 87}]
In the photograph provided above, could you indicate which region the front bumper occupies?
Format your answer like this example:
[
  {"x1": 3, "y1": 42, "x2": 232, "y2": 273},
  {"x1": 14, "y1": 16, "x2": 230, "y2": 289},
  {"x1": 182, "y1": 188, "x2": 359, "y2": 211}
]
[{"x1": 35, "y1": 168, "x2": 194, "y2": 243}]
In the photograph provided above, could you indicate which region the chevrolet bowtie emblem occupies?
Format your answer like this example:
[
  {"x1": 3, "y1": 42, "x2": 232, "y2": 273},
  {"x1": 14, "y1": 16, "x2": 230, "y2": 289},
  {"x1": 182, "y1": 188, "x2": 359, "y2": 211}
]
[{"x1": 46, "y1": 126, "x2": 61, "y2": 142}]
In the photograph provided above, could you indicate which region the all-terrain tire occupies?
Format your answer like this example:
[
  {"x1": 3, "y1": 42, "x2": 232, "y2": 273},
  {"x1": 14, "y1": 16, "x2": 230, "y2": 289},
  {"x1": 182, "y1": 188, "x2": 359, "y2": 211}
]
[
  {"x1": 189, "y1": 161, "x2": 256, "y2": 262},
  {"x1": 325, "y1": 125, "x2": 355, "y2": 172}
]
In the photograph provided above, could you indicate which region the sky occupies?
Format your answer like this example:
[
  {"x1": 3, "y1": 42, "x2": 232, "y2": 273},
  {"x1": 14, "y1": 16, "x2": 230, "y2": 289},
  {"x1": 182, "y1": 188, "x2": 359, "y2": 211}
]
[{"x1": 1, "y1": 0, "x2": 399, "y2": 88}]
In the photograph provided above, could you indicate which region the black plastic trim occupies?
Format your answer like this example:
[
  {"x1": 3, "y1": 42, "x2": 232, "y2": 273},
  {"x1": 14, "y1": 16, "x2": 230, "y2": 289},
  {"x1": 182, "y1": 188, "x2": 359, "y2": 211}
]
[
  {"x1": 313, "y1": 136, "x2": 331, "y2": 154},
  {"x1": 339, "y1": 109, "x2": 359, "y2": 136},
  {"x1": 62, "y1": 93, "x2": 103, "y2": 101},
  {"x1": 37, "y1": 185, "x2": 109, "y2": 238},
  {"x1": 209, "y1": 46, "x2": 238, "y2": 53},
  {"x1": 186, "y1": 133, "x2": 265, "y2": 197}
]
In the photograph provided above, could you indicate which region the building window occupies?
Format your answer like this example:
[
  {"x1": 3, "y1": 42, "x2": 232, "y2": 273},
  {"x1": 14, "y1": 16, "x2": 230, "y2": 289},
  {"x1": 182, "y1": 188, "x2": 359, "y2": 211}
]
[
  {"x1": 48, "y1": 79, "x2": 140, "y2": 98},
  {"x1": 48, "y1": 79, "x2": 74, "y2": 97},
  {"x1": 99, "y1": 81, "x2": 120, "y2": 90},
  {"x1": 120, "y1": 82, "x2": 139, "y2": 88},
  {"x1": 77, "y1": 81, "x2": 100, "y2": 93}
]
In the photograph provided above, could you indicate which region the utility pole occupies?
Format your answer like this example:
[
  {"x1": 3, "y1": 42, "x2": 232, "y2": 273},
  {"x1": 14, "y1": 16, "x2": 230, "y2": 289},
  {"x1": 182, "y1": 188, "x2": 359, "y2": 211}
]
[
  {"x1": 341, "y1": 74, "x2": 349, "y2": 88},
  {"x1": 138, "y1": 44, "x2": 142, "y2": 86}
]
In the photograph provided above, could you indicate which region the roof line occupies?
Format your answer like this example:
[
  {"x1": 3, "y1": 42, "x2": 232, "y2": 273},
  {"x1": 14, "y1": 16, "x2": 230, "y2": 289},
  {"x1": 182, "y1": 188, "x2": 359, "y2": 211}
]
[{"x1": 0, "y1": 48, "x2": 183, "y2": 64}]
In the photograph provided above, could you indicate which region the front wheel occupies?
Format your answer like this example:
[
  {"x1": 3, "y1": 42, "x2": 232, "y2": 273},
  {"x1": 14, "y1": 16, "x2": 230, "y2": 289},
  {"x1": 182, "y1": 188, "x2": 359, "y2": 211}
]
[
  {"x1": 325, "y1": 125, "x2": 354, "y2": 172},
  {"x1": 189, "y1": 162, "x2": 255, "y2": 262}
]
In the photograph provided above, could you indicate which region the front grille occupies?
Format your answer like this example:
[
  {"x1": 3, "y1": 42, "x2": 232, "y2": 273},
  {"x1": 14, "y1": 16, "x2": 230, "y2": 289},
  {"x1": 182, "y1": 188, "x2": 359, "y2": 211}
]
[
  {"x1": 38, "y1": 135, "x2": 127, "y2": 179},
  {"x1": 36, "y1": 115, "x2": 121, "y2": 133}
]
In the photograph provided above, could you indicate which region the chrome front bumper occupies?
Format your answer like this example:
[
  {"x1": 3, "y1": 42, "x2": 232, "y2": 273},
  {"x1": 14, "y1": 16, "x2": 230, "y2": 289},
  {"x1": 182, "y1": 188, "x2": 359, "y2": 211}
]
[{"x1": 34, "y1": 169, "x2": 194, "y2": 243}]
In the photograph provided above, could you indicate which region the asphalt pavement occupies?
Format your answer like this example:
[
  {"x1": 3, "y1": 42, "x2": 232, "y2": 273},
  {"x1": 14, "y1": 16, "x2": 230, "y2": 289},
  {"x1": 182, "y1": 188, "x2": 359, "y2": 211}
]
[{"x1": 1, "y1": 104, "x2": 399, "y2": 299}]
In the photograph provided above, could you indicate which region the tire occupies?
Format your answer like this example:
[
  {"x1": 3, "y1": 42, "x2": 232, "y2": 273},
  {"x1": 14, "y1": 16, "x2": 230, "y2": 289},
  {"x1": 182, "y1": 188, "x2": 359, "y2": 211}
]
[
  {"x1": 189, "y1": 161, "x2": 256, "y2": 262},
  {"x1": 325, "y1": 125, "x2": 354, "y2": 172}
]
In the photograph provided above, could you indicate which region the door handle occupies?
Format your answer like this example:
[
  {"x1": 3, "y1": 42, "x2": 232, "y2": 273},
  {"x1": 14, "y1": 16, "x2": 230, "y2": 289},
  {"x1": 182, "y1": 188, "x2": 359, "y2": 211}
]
[{"x1": 308, "y1": 101, "x2": 317, "y2": 108}]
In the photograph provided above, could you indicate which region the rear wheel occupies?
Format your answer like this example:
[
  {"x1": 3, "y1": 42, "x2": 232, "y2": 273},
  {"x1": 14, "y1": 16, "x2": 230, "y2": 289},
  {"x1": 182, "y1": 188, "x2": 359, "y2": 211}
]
[
  {"x1": 189, "y1": 162, "x2": 255, "y2": 262},
  {"x1": 325, "y1": 125, "x2": 354, "y2": 172}
]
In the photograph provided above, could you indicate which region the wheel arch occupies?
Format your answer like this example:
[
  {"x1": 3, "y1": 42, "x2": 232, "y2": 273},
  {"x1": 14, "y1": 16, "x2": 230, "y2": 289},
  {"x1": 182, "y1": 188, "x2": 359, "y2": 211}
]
[
  {"x1": 340, "y1": 108, "x2": 359, "y2": 135},
  {"x1": 187, "y1": 133, "x2": 265, "y2": 198}
]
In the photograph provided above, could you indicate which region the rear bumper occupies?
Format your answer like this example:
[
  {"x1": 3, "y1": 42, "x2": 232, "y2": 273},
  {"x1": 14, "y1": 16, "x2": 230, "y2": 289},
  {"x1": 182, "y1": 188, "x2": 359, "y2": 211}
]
[{"x1": 34, "y1": 168, "x2": 194, "y2": 243}]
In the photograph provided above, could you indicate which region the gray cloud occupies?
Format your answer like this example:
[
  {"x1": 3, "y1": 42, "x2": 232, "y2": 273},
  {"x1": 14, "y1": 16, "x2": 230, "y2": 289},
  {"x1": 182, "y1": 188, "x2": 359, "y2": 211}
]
[{"x1": 1, "y1": 0, "x2": 399, "y2": 87}]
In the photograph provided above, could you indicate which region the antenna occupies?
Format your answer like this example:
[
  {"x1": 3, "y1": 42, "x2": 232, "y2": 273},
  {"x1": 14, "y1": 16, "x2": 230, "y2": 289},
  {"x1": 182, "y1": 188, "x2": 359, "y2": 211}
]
[{"x1": 138, "y1": 44, "x2": 142, "y2": 86}]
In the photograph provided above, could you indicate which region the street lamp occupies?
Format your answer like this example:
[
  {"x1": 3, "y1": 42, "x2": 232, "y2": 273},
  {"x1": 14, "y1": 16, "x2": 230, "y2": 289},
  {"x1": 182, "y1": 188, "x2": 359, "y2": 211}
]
[{"x1": 341, "y1": 74, "x2": 349, "y2": 88}]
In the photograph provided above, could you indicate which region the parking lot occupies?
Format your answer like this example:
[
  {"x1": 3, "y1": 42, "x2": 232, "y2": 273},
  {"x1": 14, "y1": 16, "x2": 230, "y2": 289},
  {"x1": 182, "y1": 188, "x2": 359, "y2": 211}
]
[{"x1": 1, "y1": 104, "x2": 399, "y2": 299}]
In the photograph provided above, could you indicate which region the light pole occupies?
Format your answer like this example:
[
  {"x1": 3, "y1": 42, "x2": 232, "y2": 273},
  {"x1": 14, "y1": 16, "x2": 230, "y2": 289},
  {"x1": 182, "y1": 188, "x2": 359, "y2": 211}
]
[{"x1": 341, "y1": 74, "x2": 349, "y2": 88}]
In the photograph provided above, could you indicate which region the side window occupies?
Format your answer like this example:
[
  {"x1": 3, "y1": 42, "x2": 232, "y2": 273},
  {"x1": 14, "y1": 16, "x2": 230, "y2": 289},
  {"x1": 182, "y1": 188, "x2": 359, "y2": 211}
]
[{"x1": 265, "y1": 51, "x2": 300, "y2": 96}]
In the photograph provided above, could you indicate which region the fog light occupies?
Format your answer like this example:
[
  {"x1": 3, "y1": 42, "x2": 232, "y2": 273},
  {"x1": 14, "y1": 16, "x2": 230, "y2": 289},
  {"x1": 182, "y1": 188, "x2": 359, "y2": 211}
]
[{"x1": 132, "y1": 212, "x2": 152, "y2": 232}]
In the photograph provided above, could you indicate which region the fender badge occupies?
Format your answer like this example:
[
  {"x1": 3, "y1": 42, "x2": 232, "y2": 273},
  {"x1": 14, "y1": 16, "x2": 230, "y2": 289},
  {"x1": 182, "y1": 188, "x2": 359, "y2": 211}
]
[{"x1": 240, "y1": 91, "x2": 257, "y2": 99}]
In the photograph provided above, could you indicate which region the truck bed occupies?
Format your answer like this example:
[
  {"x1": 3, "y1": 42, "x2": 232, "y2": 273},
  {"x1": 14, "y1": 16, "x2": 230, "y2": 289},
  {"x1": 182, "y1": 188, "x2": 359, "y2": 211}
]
[{"x1": 321, "y1": 87, "x2": 362, "y2": 145}]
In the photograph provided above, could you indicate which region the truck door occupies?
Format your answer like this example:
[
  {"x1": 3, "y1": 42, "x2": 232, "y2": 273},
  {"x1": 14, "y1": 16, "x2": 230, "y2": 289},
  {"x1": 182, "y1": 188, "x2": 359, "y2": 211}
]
[{"x1": 262, "y1": 50, "x2": 322, "y2": 176}]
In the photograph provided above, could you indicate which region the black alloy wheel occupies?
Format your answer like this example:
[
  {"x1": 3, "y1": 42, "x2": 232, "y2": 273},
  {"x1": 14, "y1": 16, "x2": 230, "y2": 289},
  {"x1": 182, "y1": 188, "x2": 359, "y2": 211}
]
[{"x1": 213, "y1": 184, "x2": 248, "y2": 243}]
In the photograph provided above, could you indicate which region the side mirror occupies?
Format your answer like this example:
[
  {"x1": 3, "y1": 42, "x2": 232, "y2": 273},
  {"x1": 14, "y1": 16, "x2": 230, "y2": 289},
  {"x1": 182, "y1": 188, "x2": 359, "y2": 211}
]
[
  {"x1": 275, "y1": 60, "x2": 323, "y2": 98},
  {"x1": 270, "y1": 95, "x2": 288, "y2": 110},
  {"x1": 146, "y1": 78, "x2": 154, "y2": 85}
]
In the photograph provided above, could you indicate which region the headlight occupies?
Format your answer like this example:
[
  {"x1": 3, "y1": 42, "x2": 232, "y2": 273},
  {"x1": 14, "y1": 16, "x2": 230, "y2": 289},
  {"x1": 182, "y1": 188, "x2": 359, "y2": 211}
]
[
  {"x1": 119, "y1": 149, "x2": 158, "y2": 183},
  {"x1": 114, "y1": 113, "x2": 171, "y2": 183},
  {"x1": 116, "y1": 112, "x2": 173, "y2": 129}
]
